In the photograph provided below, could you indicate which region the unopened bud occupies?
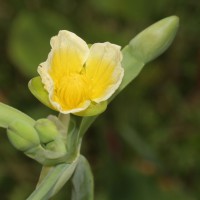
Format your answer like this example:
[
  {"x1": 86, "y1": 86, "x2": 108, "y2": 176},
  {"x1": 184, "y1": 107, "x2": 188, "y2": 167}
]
[
  {"x1": 34, "y1": 119, "x2": 59, "y2": 144},
  {"x1": 7, "y1": 120, "x2": 40, "y2": 151},
  {"x1": 129, "y1": 16, "x2": 179, "y2": 63},
  {"x1": 46, "y1": 138, "x2": 66, "y2": 155}
]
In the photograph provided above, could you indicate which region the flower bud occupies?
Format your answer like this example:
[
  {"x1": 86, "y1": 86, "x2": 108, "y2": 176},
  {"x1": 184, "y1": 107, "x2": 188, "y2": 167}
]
[
  {"x1": 45, "y1": 138, "x2": 66, "y2": 155},
  {"x1": 34, "y1": 119, "x2": 59, "y2": 144},
  {"x1": 7, "y1": 120, "x2": 40, "y2": 151},
  {"x1": 0, "y1": 102, "x2": 35, "y2": 129},
  {"x1": 129, "y1": 16, "x2": 179, "y2": 63}
]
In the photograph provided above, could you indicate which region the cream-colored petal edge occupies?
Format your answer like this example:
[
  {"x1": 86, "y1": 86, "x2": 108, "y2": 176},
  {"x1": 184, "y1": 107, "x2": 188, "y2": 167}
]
[
  {"x1": 37, "y1": 60, "x2": 53, "y2": 93},
  {"x1": 85, "y1": 42, "x2": 124, "y2": 103},
  {"x1": 50, "y1": 30, "x2": 89, "y2": 67},
  {"x1": 94, "y1": 65, "x2": 124, "y2": 103}
]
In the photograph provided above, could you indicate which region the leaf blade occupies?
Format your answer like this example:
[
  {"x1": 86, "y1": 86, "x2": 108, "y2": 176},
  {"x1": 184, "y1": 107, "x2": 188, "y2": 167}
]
[{"x1": 71, "y1": 155, "x2": 94, "y2": 200}]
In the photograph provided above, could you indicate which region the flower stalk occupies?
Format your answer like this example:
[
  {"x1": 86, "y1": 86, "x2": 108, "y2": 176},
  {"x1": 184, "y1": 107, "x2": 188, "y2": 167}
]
[{"x1": 0, "y1": 16, "x2": 179, "y2": 200}]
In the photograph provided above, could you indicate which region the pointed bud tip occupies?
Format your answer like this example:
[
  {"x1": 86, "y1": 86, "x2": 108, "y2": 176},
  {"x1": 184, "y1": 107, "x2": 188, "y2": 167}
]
[
  {"x1": 165, "y1": 15, "x2": 179, "y2": 25},
  {"x1": 129, "y1": 15, "x2": 180, "y2": 64},
  {"x1": 160, "y1": 15, "x2": 179, "y2": 32}
]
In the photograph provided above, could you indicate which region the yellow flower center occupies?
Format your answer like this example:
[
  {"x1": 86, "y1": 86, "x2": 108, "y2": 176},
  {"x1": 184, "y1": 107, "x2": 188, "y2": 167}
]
[{"x1": 52, "y1": 73, "x2": 89, "y2": 110}]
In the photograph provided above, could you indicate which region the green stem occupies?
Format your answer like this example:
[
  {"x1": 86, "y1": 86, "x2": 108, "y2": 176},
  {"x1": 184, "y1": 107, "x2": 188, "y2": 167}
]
[
  {"x1": 58, "y1": 113, "x2": 70, "y2": 131},
  {"x1": 27, "y1": 160, "x2": 77, "y2": 200},
  {"x1": 78, "y1": 116, "x2": 97, "y2": 139}
]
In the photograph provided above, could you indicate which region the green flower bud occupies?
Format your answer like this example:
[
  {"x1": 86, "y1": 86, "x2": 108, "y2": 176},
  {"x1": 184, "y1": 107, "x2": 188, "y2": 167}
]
[
  {"x1": 34, "y1": 119, "x2": 59, "y2": 144},
  {"x1": 0, "y1": 102, "x2": 35, "y2": 129},
  {"x1": 7, "y1": 120, "x2": 40, "y2": 151},
  {"x1": 46, "y1": 138, "x2": 66, "y2": 155},
  {"x1": 129, "y1": 16, "x2": 179, "y2": 63}
]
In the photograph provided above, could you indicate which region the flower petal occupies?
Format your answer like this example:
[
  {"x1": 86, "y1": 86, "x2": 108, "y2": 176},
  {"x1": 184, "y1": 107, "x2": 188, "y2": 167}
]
[
  {"x1": 49, "y1": 30, "x2": 89, "y2": 75},
  {"x1": 38, "y1": 30, "x2": 89, "y2": 92},
  {"x1": 85, "y1": 42, "x2": 124, "y2": 103},
  {"x1": 38, "y1": 30, "x2": 90, "y2": 113}
]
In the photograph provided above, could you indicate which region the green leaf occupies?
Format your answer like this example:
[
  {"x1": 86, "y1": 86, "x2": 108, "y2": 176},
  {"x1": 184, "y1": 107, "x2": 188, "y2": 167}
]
[
  {"x1": 28, "y1": 76, "x2": 55, "y2": 110},
  {"x1": 0, "y1": 102, "x2": 35, "y2": 128},
  {"x1": 71, "y1": 155, "x2": 94, "y2": 200},
  {"x1": 27, "y1": 161, "x2": 78, "y2": 200},
  {"x1": 36, "y1": 166, "x2": 52, "y2": 188}
]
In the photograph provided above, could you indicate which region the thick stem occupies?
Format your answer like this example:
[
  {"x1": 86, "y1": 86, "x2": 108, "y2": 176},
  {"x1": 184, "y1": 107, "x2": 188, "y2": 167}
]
[
  {"x1": 26, "y1": 160, "x2": 78, "y2": 200},
  {"x1": 58, "y1": 113, "x2": 70, "y2": 131}
]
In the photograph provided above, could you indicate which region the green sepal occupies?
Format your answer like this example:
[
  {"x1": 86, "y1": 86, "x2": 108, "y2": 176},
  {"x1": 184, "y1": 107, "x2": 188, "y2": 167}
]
[
  {"x1": 28, "y1": 76, "x2": 55, "y2": 110},
  {"x1": 74, "y1": 101, "x2": 107, "y2": 117}
]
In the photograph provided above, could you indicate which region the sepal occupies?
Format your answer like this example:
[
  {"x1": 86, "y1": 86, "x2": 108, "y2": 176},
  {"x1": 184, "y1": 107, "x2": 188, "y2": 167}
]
[
  {"x1": 74, "y1": 101, "x2": 107, "y2": 117},
  {"x1": 28, "y1": 76, "x2": 55, "y2": 110}
]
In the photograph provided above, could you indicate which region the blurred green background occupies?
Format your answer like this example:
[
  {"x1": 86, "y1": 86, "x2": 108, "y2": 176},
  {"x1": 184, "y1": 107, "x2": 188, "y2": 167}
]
[{"x1": 0, "y1": 0, "x2": 200, "y2": 199}]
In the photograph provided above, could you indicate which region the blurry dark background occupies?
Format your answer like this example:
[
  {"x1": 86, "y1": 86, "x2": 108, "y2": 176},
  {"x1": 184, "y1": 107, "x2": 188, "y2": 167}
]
[{"x1": 0, "y1": 0, "x2": 200, "y2": 199}]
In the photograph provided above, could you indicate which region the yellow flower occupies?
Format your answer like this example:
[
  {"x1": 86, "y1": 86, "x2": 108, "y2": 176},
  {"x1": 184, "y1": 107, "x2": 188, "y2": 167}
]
[{"x1": 37, "y1": 30, "x2": 124, "y2": 114}]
